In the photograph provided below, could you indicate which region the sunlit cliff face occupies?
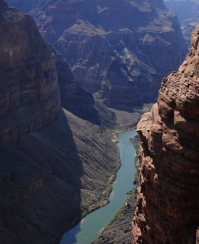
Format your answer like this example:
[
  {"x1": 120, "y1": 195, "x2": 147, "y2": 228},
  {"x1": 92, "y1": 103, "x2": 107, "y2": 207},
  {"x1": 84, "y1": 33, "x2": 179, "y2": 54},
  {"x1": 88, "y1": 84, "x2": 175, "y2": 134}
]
[{"x1": 132, "y1": 25, "x2": 199, "y2": 244}]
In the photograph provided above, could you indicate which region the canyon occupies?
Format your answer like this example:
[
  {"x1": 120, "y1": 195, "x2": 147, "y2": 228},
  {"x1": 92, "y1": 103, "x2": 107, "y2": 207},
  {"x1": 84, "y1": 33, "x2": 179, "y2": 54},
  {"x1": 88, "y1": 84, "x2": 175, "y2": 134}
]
[
  {"x1": 0, "y1": 0, "x2": 195, "y2": 244},
  {"x1": 6, "y1": 0, "x2": 187, "y2": 110},
  {"x1": 0, "y1": 1, "x2": 122, "y2": 243},
  {"x1": 132, "y1": 24, "x2": 199, "y2": 243}
]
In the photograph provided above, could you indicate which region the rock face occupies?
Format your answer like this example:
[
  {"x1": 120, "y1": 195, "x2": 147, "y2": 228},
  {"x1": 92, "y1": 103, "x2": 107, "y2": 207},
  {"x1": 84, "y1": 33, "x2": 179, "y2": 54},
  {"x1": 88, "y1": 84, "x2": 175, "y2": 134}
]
[
  {"x1": 6, "y1": 0, "x2": 187, "y2": 110},
  {"x1": 54, "y1": 48, "x2": 101, "y2": 124},
  {"x1": 0, "y1": 2, "x2": 119, "y2": 243},
  {"x1": 0, "y1": 0, "x2": 99, "y2": 141},
  {"x1": 132, "y1": 25, "x2": 199, "y2": 243},
  {"x1": 0, "y1": 0, "x2": 60, "y2": 143}
]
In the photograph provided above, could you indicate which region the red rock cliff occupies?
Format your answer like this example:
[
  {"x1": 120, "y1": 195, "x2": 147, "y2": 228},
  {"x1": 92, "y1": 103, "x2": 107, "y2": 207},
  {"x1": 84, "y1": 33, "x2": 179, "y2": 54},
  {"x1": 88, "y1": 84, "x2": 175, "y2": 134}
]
[{"x1": 132, "y1": 24, "x2": 199, "y2": 243}]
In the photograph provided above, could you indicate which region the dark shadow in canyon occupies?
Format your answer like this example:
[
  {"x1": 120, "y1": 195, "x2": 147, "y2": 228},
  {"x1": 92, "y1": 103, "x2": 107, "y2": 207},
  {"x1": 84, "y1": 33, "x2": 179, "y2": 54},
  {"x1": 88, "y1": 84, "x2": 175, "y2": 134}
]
[
  {"x1": 0, "y1": 108, "x2": 83, "y2": 244},
  {"x1": 62, "y1": 101, "x2": 101, "y2": 125}
]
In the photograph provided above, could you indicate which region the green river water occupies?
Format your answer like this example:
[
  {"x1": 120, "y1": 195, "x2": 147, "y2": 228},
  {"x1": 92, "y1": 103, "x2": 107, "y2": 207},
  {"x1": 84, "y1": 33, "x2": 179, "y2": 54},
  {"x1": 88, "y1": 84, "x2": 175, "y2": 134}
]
[{"x1": 60, "y1": 129, "x2": 137, "y2": 244}]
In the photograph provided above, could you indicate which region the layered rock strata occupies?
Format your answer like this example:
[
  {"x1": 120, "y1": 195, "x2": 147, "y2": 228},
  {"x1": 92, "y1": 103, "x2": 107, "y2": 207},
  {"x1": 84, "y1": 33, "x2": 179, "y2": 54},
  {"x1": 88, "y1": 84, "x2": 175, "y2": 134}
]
[
  {"x1": 54, "y1": 48, "x2": 101, "y2": 124},
  {"x1": 6, "y1": 0, "x2": 187, "y2": 109},
  {"x1": 0, "y1": 0, "x2": 60, "y2": 143},
  {"x1": 132, "y1": 25, "x2": 199, "y2": 243}
]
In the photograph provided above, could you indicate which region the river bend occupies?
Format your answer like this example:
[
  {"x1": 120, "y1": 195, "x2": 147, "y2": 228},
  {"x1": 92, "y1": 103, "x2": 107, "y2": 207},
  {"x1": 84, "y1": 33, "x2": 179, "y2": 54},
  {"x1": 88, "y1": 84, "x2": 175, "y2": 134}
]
[{"x1": 60, "y1": 129, "x2": 137, "y2": 244}]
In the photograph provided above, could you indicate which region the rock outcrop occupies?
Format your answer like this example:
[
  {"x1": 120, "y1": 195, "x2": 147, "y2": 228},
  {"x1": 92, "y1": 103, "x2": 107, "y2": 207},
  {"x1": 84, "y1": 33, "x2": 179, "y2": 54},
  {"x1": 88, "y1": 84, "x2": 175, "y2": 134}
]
[
  {"x1": 132, "y1": 25, "x2": 199, "y2": 243},
  {"x1": 6, "y1": 0, "x2": 187, "y2": 110},
  {"x1": 0, "y1": 0, "x2": 60, "y2": 143}
]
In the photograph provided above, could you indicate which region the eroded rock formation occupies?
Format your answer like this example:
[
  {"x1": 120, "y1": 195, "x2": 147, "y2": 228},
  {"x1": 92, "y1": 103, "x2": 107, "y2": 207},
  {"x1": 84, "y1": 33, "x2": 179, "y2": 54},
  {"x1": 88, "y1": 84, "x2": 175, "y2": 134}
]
[
  {"x1": 6, "y1": 0, "x2": 187, "y2": 110},
  {"x1": 132, "y1": 25, "x2": 199, "y2": 243},
  {"x1": 0, "y1": 0, "x2": 61, "y2": 143}
]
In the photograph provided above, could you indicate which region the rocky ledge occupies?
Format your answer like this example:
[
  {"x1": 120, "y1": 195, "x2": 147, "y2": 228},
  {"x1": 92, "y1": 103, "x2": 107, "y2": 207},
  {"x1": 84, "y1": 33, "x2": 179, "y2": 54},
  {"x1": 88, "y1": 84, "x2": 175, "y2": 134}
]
[{"x1": 132, "y1": 25, "x2": 199, "y2": 243}]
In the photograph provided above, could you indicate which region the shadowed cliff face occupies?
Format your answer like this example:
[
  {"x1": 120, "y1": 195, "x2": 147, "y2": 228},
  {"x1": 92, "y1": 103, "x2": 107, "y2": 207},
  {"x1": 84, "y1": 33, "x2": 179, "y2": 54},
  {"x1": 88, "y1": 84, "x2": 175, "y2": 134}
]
[
  {"x1": 0, "y1": 1, "x2": 118, "y2": 243},
  {"x1": 53, "y1": 47, "x2": 101, "y2": 124},
  {"x1": 0, "y1": 0, "x2": 100, "y2": 136},
  {"x1": 0, "y1": 110, "x2": 83, "y2": 244},
  {"x1": 0, "y1": 0, "x2": 60, "y2": 143},
  {"x1": 6, "y1": 0, "x2": 187, "y2": 110},
  {"x1": 132, "y1": 25, "x2": 199, "y2": 243},
  {"x1": 0, "y1": 108, "x2": 118, "y2": 244}
]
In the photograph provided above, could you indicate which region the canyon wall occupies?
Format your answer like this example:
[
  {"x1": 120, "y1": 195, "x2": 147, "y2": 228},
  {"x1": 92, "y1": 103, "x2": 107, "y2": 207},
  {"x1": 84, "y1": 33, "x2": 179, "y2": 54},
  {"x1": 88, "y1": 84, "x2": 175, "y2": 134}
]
[
  {"x1": 6, "y1": 0, "x2": 187, "y2": 110},
  {"x1": 132, "y1": 24, "x2": 199, "y2": 243},
  {"x1": 0, "y1": 0, "x2": 100, "y2": 143},
  {"x1": 0, "y1": 0, "x2": 60, "y2": 143},
  {"x1": 0, "y1": 1, "x2": 119, "y2": 243},
  {"x1": 54, "y1": 48, "x2": 101, "y2": 124}
]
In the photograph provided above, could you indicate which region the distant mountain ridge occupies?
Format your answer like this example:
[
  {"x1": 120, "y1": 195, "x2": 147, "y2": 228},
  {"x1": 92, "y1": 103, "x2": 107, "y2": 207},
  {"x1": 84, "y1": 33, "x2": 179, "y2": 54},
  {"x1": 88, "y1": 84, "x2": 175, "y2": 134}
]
[
  {"x1": 6, "y1": 0, "x2": 187, "y2": 110},
  {"x1": 164, "y1": 0, "x2": 199, "y2": 47}
]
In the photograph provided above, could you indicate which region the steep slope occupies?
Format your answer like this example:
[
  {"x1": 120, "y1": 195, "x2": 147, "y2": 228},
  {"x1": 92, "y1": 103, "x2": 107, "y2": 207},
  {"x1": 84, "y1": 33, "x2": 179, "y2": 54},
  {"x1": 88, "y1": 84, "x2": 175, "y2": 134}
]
[
  {"x1": 0, "y1": 109, "x2": 118, "y2": 244},
  {"x1": 6, "y1": 0, "x2": 187, "y2": 110},
  {"x1": 132, "y1": 25, "x2": 199, "y2": 243},
  {"x1": 0, "y1": 1, "x2": 119, "y2": 243},
  {"x1": 53, "y1": 48, "x2": 102, "y2": 124}
]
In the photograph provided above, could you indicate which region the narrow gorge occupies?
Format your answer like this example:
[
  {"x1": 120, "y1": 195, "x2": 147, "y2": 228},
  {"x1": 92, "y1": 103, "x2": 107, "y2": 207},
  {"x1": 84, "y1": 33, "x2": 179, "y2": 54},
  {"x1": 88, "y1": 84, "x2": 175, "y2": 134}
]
[
  {"x1": 1, "y1": 0, "x2": 197, "y2": 243},
  {"x1": 132, "y1": 24, "x2": 199, "y2": 243}
]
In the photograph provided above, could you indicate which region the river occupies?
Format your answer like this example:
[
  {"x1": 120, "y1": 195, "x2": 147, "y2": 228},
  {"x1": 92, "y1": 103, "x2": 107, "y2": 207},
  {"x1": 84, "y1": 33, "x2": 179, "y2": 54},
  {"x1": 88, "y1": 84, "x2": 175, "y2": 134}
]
[{"x1": 60, "y1": 129, "x2": 137, "y2": 244}]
